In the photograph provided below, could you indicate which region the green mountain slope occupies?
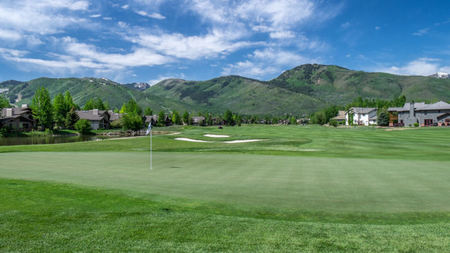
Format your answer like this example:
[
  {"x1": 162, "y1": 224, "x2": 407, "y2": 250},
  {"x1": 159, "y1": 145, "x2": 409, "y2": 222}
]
[
  {"x1": 146, "y1": 76, "x2": 321, "y2": 115},
  {"x1": 1, "y1": 64, "x2": 449, "y2": 115},
  {"x1": 269, "y1": 64, "x2": 450, "y2": 104}
]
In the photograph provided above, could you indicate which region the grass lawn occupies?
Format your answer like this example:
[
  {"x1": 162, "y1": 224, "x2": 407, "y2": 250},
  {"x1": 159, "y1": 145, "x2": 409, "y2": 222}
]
[{"x1": 0, "y1": 125, "x2": 449, "y2": 251}]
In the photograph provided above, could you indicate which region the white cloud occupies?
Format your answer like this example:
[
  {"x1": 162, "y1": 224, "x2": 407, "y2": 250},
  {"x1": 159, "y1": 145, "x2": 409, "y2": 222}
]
[
  {"x1": 90, "y1": 14, "x2": 101, "y2": 18},
  {"x1": 0, "y1": 29, "x2": 22, "y2": 41},
  {"x1": 132, "y1": 30, "x2": 256, "y2": 60},
  {"x1": 0, "y1": 0, "x2": 89, "y2": 38},
  {"x1": 269, "y1": 31, "x2": 296, "y2": 39},
  {"x1": 377, "y1": 58, "x2": 450, "y2": 76},
  {"x1": 341, "y1": 22, "x2": 351, "y2": 29},
  {"x1": 136, "y1": 10, "x2": 166, "y2": 20},
  {"x1": 412, "y1": 28, "x2": 429, "y2": 36},
  {"x1": 121, "y1": 4, "x2": 129, "y2": 9},
  {"x1": 375, "y1": 26, "x2": 381, "y2": 30}
]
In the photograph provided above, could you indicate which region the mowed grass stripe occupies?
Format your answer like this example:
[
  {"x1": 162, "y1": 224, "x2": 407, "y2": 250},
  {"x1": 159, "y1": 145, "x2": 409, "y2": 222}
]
[
  {"x1": 1, "y1": 179, "x2": 449, "y2": 252},
  {"x1": 0, "y1": 152, "x2": 449, "y2": 216}
]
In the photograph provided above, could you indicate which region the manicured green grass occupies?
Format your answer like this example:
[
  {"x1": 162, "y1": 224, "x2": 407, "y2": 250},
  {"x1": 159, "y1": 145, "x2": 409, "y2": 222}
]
[
  {"x1": 0, "y1": 125, "x2": 449, "y2": 251},
  {"x1": 1, "y1": 179, "x2": 449, "y2": 252}
]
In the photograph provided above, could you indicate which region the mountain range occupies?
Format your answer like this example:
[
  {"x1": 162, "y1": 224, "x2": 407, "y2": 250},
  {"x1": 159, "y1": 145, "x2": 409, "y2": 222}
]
[{"x1": 1, "y1": 64, "x2": 449, "y2": 116}]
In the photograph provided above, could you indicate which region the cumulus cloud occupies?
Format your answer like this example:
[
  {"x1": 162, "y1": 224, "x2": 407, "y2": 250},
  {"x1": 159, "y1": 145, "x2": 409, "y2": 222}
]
[
  {"x1": 378, "y1": 58, "x2": 450, "y2": 76},
  {"x1": 0, "y1": 0, "x2": 89, "y2": 39},
  {"x1": 131, "y1": 30, "x2": 257, "y2": 60}
]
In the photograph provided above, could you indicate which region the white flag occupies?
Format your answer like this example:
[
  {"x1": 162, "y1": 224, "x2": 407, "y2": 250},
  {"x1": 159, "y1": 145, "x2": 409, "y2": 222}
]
[{"x1": 146, "y1": 122, "x2": 152, "y2": 135}]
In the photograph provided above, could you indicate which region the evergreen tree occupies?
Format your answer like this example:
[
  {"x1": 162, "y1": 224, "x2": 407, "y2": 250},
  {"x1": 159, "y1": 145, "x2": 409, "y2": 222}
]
[
  {"x1": 64, "y1": 91, "x2": 76, "y2": 111},
  {"x1": 144, "y1": 107, "x2": 153, "y2": 115},
  {"x1": 224, "y1": 110, "x2": 234, "y2": 126},
  {"x1": 377, "y1": 108, "x2": 390, "y2": 126},
  {"x1": 158, "y1": 111, "x2": 166, "y2": 126},
  {"x1": 93, "y1": 97, "x2": 106, "y2": 110},
  {"x1": 53, "y1": 93, "x2": 66, "y2": 128},
  {"x1": 65, "y1": 107, "x2": 79, "y2": 129},
  {"x1": 83, "y1": 99, "x2": 95, "y2": 110},
  {"x1": 205, "y1": 113, "x2": 213, "y2": 126},
  {"x1": 31, "y1": 87, "x2": 54, "y2": 130}
]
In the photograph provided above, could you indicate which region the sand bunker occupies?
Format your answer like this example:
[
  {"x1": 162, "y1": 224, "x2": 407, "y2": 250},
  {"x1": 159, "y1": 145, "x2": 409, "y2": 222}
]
[
  {"x1": 204, "y1": 134, "x2": 230, "y2": 138},
  {"x1": 175, "y1": 138, "x2": 211, "y2": 143},
  {"x1": 224, "y1": 139, "x2": 263, "y2": 144}
]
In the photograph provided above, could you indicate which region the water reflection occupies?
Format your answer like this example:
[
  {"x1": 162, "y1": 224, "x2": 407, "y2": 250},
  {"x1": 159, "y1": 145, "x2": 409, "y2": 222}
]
[{"x1": 0, "y1": 135, "x2": 107, "y2": 146}]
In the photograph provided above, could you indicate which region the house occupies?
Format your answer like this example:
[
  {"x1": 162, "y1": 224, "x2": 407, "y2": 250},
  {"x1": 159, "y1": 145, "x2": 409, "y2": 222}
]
[
  {"x1": 108, "y1": 110, "x2": 123, "y2": 122},
  {"x1": 192, "y1": 116, "x2": 205, "y2": 125},
  {"x1": 388, "y1": 101, "x2": 450, "y2": 127},
  {"x1": 76, "y1": 109, "x2": 110, "y2": 130},
  {"x1": 345, "y1": 107, "x2": 377, "y2": 126},
  {"x1": 0, "y1": 104, "x2": 35, "y2": 131},
  {"x1": 144, "y1": 115, "x2": 158, "y2": 125},
  {"x1": 331, "y1": 110, "x2": 346, "y2": 124}
]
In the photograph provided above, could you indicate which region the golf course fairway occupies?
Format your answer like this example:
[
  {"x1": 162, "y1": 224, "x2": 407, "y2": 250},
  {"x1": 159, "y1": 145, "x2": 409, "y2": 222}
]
[{"x1": 0, "y1": 125, "x2": 449, "y2": 251}]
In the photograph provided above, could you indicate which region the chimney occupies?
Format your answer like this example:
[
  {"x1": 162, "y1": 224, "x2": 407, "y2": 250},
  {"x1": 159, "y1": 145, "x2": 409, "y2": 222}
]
[
  {"x1": 93, "y1": 109, "x2": 99, "y2": 115},
  {"x1": 409, "y1": 101, "x2": 415, "y2": 118},
  {"x1": 6, "y1": 108, "x2": 13, "y2": 117}
]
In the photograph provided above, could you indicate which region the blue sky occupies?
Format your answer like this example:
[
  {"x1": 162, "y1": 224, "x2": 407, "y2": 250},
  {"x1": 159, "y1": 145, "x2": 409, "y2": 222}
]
[{"x1": 0, "y1": 0, "x2": 449, "y2": 84}]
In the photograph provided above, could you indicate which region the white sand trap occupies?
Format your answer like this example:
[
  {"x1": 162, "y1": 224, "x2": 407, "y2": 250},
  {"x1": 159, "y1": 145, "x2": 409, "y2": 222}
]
[
  {"x1": 298, "y1": 149, "x2": 321, "y2": 152},
  {"x1": 204, "y1": 134, "x2": 230, "y2": 138},
  {"x1": 175, "y1": 138, "x2": 211, "y2": 143},
  {"x1": 224, "y1": 139, "x2": 263, "y2": 144}
]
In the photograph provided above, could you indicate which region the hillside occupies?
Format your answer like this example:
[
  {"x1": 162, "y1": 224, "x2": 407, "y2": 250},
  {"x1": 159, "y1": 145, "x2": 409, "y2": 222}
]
[{"x1": 1, "y1": 64, "x2": 449, "y2": 115}]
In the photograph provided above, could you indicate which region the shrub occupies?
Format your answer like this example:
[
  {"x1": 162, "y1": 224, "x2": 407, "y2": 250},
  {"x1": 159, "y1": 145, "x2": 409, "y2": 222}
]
[
  {"x1": 122, "y1": 113, "x2": 143, "y2": 131},
  {"x1": 413, "y1": 122, "x2": 419, "y2": 127},
  {"x1": 329, "y1": 120, "x2": 338, "y2": 127},
  {"x1": 74, "y1": 119, "x2": 92, "y2": 135}
]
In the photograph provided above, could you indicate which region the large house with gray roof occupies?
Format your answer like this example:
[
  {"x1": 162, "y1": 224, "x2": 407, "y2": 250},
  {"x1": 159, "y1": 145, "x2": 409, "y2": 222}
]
[
  {"x1": 0, "y1": 104, "x2": 35, "y2": 131},
  {"x1": 76, "y1": 109, "x2": 110, "y2": 130},
  {"x1": 388, "y1": 101, "x2": 450, "y2": 127},
  {"x1": 345, "y1": 107, "x2": 377, "y2": 126}
]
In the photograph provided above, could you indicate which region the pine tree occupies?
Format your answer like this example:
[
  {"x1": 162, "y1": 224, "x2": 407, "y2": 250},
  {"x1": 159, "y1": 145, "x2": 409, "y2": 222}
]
[
  {"x1": 65, "y1": 107, "x2": 79, "y2": 129},
  {"x1": 83, "y1": 99, "x2": 94, "y2": 110}
]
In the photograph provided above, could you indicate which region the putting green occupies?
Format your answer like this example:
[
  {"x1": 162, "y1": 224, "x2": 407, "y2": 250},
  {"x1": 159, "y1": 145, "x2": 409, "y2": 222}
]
[{"x1": 1, "y1": 151, "x2": 449, "y2": 214}]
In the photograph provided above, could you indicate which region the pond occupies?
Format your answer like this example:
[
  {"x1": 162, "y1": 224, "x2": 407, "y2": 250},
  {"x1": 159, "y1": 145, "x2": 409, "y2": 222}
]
[{"x1": 0, "y1": 135, "x2": 109, "y2": 146}]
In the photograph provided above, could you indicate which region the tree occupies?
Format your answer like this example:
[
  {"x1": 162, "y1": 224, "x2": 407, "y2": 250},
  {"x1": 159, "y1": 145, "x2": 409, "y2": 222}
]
[
  {"x1": 182, "y1": 111, "x2": 190, "y2": 125},
  {"x1": 120, "y1": 99, "x2": 142, "y2": 115},
  {"x1": 121, "y1": 112, "x2": 143, "y2": 131},
  {"x1": 32, "y1": 87, "x2": 54, "y2": 130},
  {"x1": 377, "y1": 108, "x2": 389, "y2": 126},
  {"x1": 144, "y1": 107, "x2": 153, "y2": 116},
  {"x1": 224, "y1": 110, "x2": 234, "y2": 126},
  {"x1": 53, "y1": 93, "x2": 66, "y2": 128},
  {"x1": 171, "y1": 111, "x2": 181, "y2": 125},
  {"x1": 83, "y1": 99, "x2": 95, "y2": 110},
  {"x1": 64, "y1": 91, "x2": 76, "y2": 111},
  {"x1": 65, "y1": 106, "x2": 79, "y2": 129},
  {"x1": 93, "y1": 97, "x2": 106, "y2": 110},
  {"x1": 289, "y1": 116, "x2": 297, "y2": 125},
  {"x1": 206, "y1": 113, "x2": 213, "y2": 126},
  {"x1": 0, "y1": 95, "x2": 10, "y2": 110},
  {"x1": 74, "y1": 119, "x2": 92, "y2": 134},
  {"x1": 158, "y1": 111, "x2": 166, "y2": 126}
]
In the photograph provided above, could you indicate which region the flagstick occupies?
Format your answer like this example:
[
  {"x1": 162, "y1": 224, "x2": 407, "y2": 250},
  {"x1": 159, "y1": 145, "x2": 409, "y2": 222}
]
[{"x1": 150, "y1": 128, "x2": 153, "y2": 170}]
